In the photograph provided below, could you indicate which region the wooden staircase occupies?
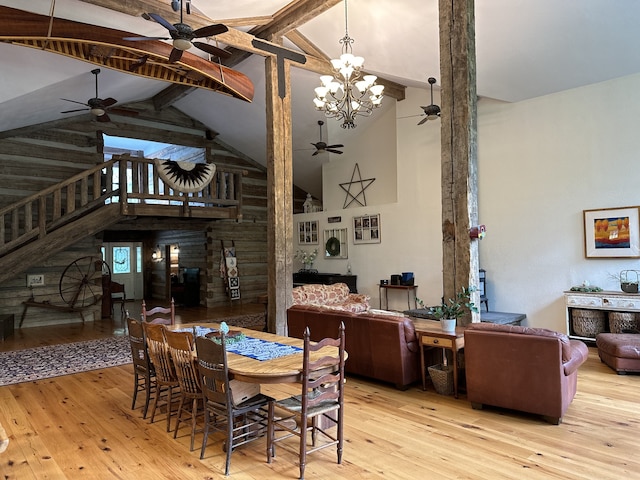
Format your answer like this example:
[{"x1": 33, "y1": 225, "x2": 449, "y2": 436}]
[{"x1": 0, "y1": 155, "x2": 245, "y2": 284}]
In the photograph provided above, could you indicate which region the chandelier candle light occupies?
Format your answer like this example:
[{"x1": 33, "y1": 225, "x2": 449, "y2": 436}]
[{"x1": 313, "y1": 0, "x2": 384, "y2": 129}]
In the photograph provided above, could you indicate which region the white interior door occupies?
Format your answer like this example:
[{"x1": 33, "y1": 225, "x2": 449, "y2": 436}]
[{"x1": 103, "y1": 242, "x2": 144, "y2": 300}]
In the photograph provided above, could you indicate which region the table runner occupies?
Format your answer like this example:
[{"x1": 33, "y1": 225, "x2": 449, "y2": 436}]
[{"x1": 227, "y1": 336, "x2": 302, "y2": 361}]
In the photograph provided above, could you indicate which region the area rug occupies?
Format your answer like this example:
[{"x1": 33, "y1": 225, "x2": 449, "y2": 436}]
[
  {"x1": 0, "y1": 336, "x2": 132, "y2": 386},
  {"x1": 221, "y1": 312, "x2": 266, "y2": 330}
]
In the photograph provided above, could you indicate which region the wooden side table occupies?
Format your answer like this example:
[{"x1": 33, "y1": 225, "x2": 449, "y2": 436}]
[
  {"x1": 412, "y1": 319, "x2": 465, "y2": 398},
  {"x1": 379, "y1": 284, "x2": 418, "y2": 310}
]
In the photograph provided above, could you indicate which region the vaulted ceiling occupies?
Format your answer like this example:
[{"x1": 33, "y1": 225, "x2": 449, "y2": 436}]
[{"x1": 2, "y1": 0, "x2": 640, "y2": 199}]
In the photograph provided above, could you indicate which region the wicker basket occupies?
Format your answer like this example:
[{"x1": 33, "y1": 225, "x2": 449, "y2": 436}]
[
  {"x1": 571, "y1": 309, "x2": 606, "y2": 337},
  {"x1": 428, "y1": 364, "x2": 454, "y2": 396},
  {"x1": 608, "y1": 312, "x2": 637, "y2": 333}
]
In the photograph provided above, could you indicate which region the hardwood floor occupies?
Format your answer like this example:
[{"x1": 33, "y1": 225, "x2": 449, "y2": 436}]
[{"x1": 1, "y1": 309, "x2": 639, "y2": 479}]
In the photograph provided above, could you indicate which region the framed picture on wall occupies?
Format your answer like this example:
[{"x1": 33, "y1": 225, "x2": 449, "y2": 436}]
[
  {"x1": 353, "y1": 214, "x2": 381, "y2": 244},
  {"x1": 583, "y1": 206, "x2": 640, "y2": 258},
  {"x1": 298, "y1": 220, "x2": 319, "y2": 245}
]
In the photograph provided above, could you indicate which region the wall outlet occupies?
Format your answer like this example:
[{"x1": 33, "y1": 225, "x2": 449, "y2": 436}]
[{"x1": 27, "y1": 274, "x2": 45, "y2": 287}]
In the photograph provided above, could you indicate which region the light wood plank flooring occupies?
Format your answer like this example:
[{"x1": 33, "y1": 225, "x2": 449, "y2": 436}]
[{"x1": 1, "y1": 306, "x2": 639, "y2": 479}]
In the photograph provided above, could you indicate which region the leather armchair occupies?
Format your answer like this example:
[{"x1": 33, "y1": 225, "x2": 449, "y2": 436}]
[{"x1": 464, "y1": 322, "x2": 589, "y2": 424}]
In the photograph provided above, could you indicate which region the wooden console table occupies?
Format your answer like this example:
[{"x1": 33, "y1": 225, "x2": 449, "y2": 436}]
[
  {"x1": 565, "y1": 290, "x2": 640, "y2": 340},
  {"x1": 379, "y1": 284, "x2": 418, "y2": 310}
]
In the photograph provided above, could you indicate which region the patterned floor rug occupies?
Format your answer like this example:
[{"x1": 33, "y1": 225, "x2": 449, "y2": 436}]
[
  {"x1": 220, "y1": 312, "x2": 266, "y2": 330},
  {"x1": 0, "y1": 336, "x2": 132, "y2": 386}
]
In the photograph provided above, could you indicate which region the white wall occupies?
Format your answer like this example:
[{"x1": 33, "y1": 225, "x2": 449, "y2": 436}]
[{"x1": 294, "y1": 73, "x2": 640, "y2": 331}]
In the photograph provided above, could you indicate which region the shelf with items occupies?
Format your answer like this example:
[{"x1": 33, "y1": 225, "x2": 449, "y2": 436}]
[{"x1": 564, "y1": 290, "x2": 640, "y2": 341}]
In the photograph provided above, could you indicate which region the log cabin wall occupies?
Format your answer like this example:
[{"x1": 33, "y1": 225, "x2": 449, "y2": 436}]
[{"x1": 0, "y1": 99, "x2": 270, "y2": 327}]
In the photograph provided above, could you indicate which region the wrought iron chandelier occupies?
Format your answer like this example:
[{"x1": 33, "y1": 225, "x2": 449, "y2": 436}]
[{"x1": 312, "y1": 0, "x2": 384, "y2": 129}]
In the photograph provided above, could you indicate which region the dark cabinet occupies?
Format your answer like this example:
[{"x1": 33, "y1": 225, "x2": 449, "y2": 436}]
[{"x1": 293, "y1": 272, "x2": 358, "y2": 293}]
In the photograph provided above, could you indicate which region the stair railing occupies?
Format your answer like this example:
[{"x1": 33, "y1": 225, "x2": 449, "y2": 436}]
[{"x1": 0, "y1": 156, "x2": 244, "y2": 257}]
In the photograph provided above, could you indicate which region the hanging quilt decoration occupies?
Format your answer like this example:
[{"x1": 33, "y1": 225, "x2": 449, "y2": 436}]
[{"x1": 156, "y1": 159, "x2": 216, "y2": 193}]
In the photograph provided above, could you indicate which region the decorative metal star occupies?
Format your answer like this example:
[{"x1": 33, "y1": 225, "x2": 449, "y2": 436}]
[{"x1": 339, "y1": 163, "x2": 375, "y2": 209}]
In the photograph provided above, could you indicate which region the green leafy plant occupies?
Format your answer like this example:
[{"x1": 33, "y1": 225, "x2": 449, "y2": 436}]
[{"x1": 417, "y1": 286, "x2": 479, "y2": 320}]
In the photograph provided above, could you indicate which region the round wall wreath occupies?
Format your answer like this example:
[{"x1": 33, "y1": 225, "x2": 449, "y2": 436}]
[{"x1": 326, "y1": 237, "x2": 341, "y2": 256}]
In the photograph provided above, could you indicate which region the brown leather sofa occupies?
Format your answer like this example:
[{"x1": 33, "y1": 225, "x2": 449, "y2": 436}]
[
  {"x1": 287, "y1": 304, "x2": 421, "y2": 389},
  {"x1": 464, "y1": 322, "x2": 589, "y2": 424}
]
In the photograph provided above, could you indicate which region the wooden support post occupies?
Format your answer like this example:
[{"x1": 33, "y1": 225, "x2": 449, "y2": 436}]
[
  {"x1": 265, "y1": 54, "x2": 294, "y2": 335},
  {"x1": 439, "y1": 0, "x2": 480, "y2": 324}
]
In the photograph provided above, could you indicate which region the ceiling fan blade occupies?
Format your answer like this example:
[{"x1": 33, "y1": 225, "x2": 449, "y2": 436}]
[
  {"x1": 169, "y1": 48, "x2": 184, "y2": 63},
  {"x1": 193, "y1": 24, "x2": 228, "y2": 38},
  {"x1": 312, "y1": 150, "x2": 321, "y2": 156},
  {"x1": 61, "y1": 108, "x2": 89, "y2": 114},
  {"x1": 326, "y1": 144, "x2": 344, "y2": 149},
  {"x1": 96, "y1": 113, "x2": 111, "y2": 123},
  {"x1": 148, "y1": 13, "x2": 178, "y2": 33},
  {"x1": 61, "y1": 98, "x2": 89, "y2": 107},
  {"x1": 123, "y1": 36, "x2": 170, "y2": 41},
  {"x1": 101, "y1": 98, "x2": 118, "y2": 108},
  {"x1": 192, "y1": 41, "x2": 231, "y2": 59},
  {"x1": 327, "y1": 149, "x2": 343, "y2": 154},
  {"x1": 417, "y1": 117, "x2": 429, "y2": 126}
]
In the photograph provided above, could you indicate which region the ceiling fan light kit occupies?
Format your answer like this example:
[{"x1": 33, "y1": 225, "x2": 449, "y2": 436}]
[{"x1": 313, "y1": 0, "x2": 384, "y2": 129}]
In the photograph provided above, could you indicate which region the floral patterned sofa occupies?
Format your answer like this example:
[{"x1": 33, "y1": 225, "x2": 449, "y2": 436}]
[{"x1": 291, "y1": 282, "x2": 370, "y2": 313}]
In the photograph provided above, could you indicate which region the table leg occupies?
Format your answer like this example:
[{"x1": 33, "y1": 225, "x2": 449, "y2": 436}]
[
  {"x1": 379, "y1": 286, "x2": 382, "y2": 309},
  {"x1": 420, "y1": 343, "x2": 427, "y2": 391},
  {"x1": 452, "y1": 347, "x2": 459, "y2": 398}
]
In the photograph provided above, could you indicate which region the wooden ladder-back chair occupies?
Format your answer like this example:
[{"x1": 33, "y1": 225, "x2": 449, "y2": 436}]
[
  {"x1": 142, "y1": 322, "x2": 180, "y2": 432},
  {"x1": 195, "y1": 335, "x2": 275, "y2": 476},
  {"x1": 126, "y1": 316, "x2": 156, "y2": 419},
  {"x1": 164, "y1": 329, "x2": 203, "y2": 451},
  {"x1": 141, "y1": 298, "x2": 175, "y2": 325},
  {"x1": 267, "y1": 323, "x2": 346, "y2": 480}
]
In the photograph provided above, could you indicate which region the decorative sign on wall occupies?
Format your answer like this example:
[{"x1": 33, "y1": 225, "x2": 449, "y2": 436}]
[
  {"x1": 353, "y1": 214, "x2": 381, "y2": 244},
  {"x1": 340, "y1": 163, "x2": 375, "y2": 209}
]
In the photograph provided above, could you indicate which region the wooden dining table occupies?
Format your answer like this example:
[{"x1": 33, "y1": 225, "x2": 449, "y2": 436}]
[{"x1": 169, "y1": 323, "x2": 345, "y2": 385}]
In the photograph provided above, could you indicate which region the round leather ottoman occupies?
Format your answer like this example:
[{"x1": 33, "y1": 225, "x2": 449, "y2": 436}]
[{"x1": 595, "y1": 333, "x2": 640, "y2": 374}]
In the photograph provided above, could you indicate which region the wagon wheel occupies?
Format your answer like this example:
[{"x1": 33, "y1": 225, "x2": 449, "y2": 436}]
[{"x1": 59, "y1": 256, "x2": 110, "y2": 308}]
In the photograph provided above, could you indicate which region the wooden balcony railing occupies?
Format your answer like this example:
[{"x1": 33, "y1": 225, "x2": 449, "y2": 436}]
[{"x1": 0, "y1": 156, "x2": 244, "y2": 256}]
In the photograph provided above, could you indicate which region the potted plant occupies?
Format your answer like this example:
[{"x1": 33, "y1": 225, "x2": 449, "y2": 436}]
[{"x1": 417, "y1": 286, "x2": 479, "y2": 332}]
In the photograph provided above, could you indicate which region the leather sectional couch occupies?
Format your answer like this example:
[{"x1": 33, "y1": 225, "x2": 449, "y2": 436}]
[{"x1": 287, "y1": 304, "x2": 421, "y2": 389}]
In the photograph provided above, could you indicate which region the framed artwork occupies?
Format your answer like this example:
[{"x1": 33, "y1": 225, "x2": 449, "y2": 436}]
[
  {"x1": 353, "y1": 214, "x2": 381, "y2": 244},
  {"x1": 583, "y1": 207, "x2": 640, "y2": 258},
  {"x1": 298, "y1": 220, "x2": 319, "y2": 245}
]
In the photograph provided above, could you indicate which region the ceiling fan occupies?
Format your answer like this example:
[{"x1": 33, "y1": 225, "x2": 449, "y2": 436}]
[
  {"x1": 124, "y1": 0, "x2": 230, "y2": 63},
  {"x1": 311, "y1": 120, "x2": 344, "y2": 156},
  {"x1": 417, "y1": 77, "x2": 441, "y2": 125},
  {"x1": 60, "y1": 69, "x2": 138, "y2": 123}
]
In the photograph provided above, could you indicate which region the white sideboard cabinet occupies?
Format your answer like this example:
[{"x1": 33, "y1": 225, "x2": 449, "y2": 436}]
[{"x1": 564, "y1": 290, "x2": 640, "y2": 340}]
